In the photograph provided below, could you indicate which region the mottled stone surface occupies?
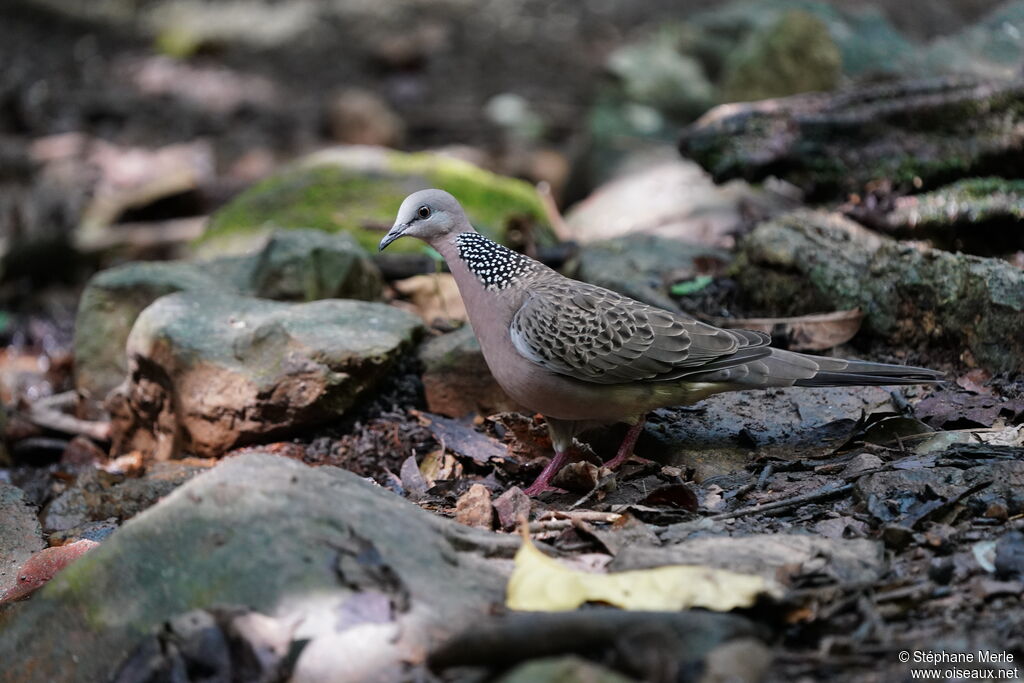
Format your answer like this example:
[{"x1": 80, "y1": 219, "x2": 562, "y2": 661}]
[
  {"x1": 108, "y1": 292, "x2": 423, "y2": 458},
  {"x1": 0, "y1": 453, "x2": 507, "y2": 683},
  {"x1": 74, "y1": 229, "x2": 381, "y2": 401}
]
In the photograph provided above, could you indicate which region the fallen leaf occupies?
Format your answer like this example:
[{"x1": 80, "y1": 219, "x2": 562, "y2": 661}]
[
  {"x1": 915, "y1": 391, "x2": 1023, "y2": 429},
  {"x1": 417, "y1": 448, "x2": 445, "y2": 485},
  {"x1": 0, "y1": 539, "x2": 99, "y2": 603},
  {"x1": 638, "y1": 483, "x2": 699, "y2": 511},
  {"x1": 399, "y1": 455, "x2": 429, "y2": 497},
  {"x1": 956, "y1": 368, "x2": 992, "y2": 395},
  {"x1": 393, "y1": 274, "x2": 466, "y2": 324},
  {"x1": 506, "y1": 526, "x2": 779, "y2": 612},
  {"x1": 414, "y1": 411, "x2": 509, "y2": 464},
  {"x1": 860, "y1": 415, "x2": 933, "y2": 446},
  {"x1": 551, "y1": 461, "x2": 600, "y2": 492},
  {"x1": 910, "y1": 425, "x2": 1024, "y2": 454},
  {"x1": 711, "y1": 309, "x2": 863, "y2": 351},
  {"x1": 670, "y1": 275, "x2": 713, "y2": 296}
]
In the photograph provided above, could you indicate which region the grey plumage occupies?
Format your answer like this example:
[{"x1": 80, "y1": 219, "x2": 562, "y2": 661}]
[{"x1": 381, "y1": 189, "x2": 944, "y2": 493}]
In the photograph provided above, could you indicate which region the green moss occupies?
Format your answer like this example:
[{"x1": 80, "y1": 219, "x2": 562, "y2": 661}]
[
  {"x1": 202, "y1": 149, "x2": 553, "y2": 255},
  {"x1": 939, "y1": 177, "x2": 1024, "y2": 200},
  {"x1": 890, "y1": 176, "x2": 1024, "y2": 232},
  {"x1": 720, "y1": 10, "x2": 841, "y2": 102}
]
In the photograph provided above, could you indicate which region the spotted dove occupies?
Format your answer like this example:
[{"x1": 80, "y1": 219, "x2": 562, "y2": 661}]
[{"x1": 380, "y1": 189, "x2": 943, "y2": 495}]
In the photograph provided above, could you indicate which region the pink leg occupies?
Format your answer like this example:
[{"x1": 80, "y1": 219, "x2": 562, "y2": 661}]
[
  {"x1": 523, "y1": 451, "x2": 570, "y2": 496},
  {"x1": 602, "y1": 417, "x2": 646, "y2": 470}
]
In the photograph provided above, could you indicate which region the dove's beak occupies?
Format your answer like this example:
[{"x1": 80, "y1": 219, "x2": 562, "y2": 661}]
[{"x1": 378, "y1": 223, "x2": 407, "y2": 252}]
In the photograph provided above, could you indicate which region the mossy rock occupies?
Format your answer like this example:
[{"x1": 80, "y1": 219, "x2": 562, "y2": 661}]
[
  {"x1": 720, "y1": 10, "x2": 841, "y2": 102},
  {"x1": 688, "y1": 1, "x2": 913, "y2": 81},
  {"x1": 681, "y1": 76, "x2": 1024, "y2": 200},
  {"x1": 200, "y1": 146, "x2": 555, "y2": 257},
  {"x1": 735, "y1": 209, "x2": 1024, "y2": 372},
  {"x1": 884, "y1": 178, "x2": 1024, "y2": 255}
]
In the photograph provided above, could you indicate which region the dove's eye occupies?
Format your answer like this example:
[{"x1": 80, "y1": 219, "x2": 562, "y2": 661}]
[{"x1": 417, "y1": 206, "x2": 431, "y2": 220}]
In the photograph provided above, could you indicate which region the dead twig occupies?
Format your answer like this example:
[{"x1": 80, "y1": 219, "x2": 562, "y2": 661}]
[
  {"x1": 27, "y1": 391, "x2": 110, "y2": 441},
  {"x1": 537, "y1": 510, "x2": 622, "y2": 524},
  {"x1": 527, "y1": 519, "x2": 573, "y2": 534},
  {"x1": 710, "y1": 483, "x2": 854, "y2": 521}
]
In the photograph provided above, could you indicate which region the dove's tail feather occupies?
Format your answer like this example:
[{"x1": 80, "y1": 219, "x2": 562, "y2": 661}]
[
  {"x1": 793, "y1": 357, "x2": 946, "y2": 387},
  {"x1": 775, "y1": 348, "x2": 945, "y2": 387},
  {"x1": 690, "y1": 347, "x2": 945, "y2": 388}
]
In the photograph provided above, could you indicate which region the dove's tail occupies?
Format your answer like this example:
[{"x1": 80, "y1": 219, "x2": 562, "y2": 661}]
[
  {"x1": 772, "y1": 348, "x2": 944, "y2": 387},
  {"x1": 689, "y1": 347, "x2": 945, "y2": 388},
  {"x1": 793, "y1": 356, "x2": 945, "y2": 387}
]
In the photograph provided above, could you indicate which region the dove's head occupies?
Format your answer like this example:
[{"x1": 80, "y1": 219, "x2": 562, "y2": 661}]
[{"x1": 379, "y1": 189, "x2": 469, "y2": 251}]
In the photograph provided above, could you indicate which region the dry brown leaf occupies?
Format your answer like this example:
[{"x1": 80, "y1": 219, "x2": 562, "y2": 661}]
[
  {"x1": 713, "y1": 309, "x2": 863, "y2": 351},
  {"x1": 955, "y1": 368, "x2": 993, "y2": 395},
  {"x1": 392, "y1": 274, "x2": 466, "y2": 324}
]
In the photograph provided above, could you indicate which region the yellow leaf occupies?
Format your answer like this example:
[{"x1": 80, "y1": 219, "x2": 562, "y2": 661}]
[{"x1": 506, "y1": 526, "x2": 780, "y2": 612}]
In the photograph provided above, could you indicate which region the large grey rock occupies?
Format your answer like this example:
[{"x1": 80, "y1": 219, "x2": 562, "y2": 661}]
[
  {"x1": 733, "y1": 209, "x2": 1024, "y2": 373},
  {"x1": 573, "y1": 234, "x2": 731, "y2": 312},
  {"x1": 74, "y1": 261, "x2": 235, "y2": 402},
  {"x1": 242, "y1": 229, "x2": 382, "y2": 302},
  {"x1": 108, "y1": 292, "x2": 423, "y2": 458},
  {"x1": 916, "y1": 1, "x2": 1024, "y2": 80},
  {"x1": 0, "y1": 484, "x2": 45, "y2": 598},
  {"x1": 0, "y1": 452, "x2": 507, "y2": 683},
  {"x1": 681, "y1": 76, "x2": 1024, "y2": 200},
  {"x1": 565, "y1": 160, "x2": 789, "y2": 249},
  {"x1": 687, "y1": 1, "x2": 914, "y2": 81},
  {"x1": 74, "y1": 229, "x2": 382, "y2": 401}
]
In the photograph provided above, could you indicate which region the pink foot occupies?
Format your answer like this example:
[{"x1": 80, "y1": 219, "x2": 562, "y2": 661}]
[
  {"x1": 602, "y1": 417, "x2": 646, "y2": 471},
  {"x1": 523, "y1": 450, "x2": 570, "y2": 496}
]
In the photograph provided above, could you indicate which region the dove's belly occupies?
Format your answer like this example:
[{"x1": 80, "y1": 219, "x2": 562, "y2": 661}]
[{"x1": 488, "y1": 347, "x2": 728, "y2": 422}]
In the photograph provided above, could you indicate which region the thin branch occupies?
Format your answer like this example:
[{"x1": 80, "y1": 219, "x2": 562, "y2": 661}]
[
  {"x1": 27, "y1": 391, "x2": 111, "y2": 441},
  {"x1": 710, "y1": 482, "x2": 854, "y2": 521}
]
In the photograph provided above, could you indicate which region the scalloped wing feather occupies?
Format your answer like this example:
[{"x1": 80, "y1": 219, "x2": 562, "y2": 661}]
[{"x1": 509, "y1": 280, "x2": 772, "y2": 385}]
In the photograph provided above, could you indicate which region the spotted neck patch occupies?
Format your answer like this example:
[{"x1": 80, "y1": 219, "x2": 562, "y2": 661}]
[{"x1": 455, "y1": 232, "x2": 537, "y2": 290}]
